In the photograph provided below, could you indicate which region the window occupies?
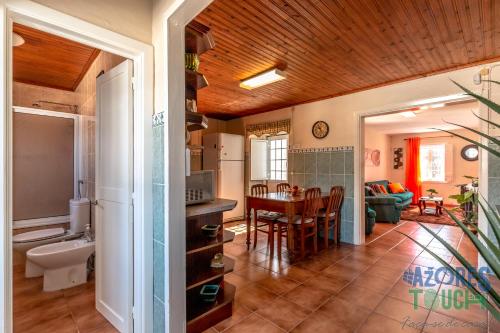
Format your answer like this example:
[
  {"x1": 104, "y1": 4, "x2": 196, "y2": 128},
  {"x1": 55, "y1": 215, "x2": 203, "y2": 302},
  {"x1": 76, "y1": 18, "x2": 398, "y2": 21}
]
[
  {"x1": 250, "y1": 135, "x2": 288, "y2": 181},
  {"x1": 420, "y1": 144, "x2": 445, "y2": 182}
]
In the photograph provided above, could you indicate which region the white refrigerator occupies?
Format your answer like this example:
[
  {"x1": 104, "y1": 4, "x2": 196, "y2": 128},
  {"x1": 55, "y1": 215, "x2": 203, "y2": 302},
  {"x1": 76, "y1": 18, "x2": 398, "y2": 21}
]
[{"x1": 203, "y1": 133, "x2": 244, "y2": 221}]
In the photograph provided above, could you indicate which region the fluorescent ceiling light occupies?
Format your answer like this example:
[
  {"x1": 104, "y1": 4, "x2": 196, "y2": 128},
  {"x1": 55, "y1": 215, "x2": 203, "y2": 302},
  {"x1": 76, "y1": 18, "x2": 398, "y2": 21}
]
[
  {"x1": 411, "y1": 93, "x2": 467, "y2": 107},
  {"x1": 240, "y1": 68, "x2": 286, "y2": 90},
  {"x1": 400, "y1": 111, "x2": 417, "y2": 118},
  {"x1": 430, "y1": 103, "x2": 445, "y2": 108}
]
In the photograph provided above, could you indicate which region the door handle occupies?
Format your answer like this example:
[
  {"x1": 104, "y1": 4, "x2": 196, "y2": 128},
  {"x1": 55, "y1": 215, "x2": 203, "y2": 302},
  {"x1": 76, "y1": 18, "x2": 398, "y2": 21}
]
[{"x1": 91, "y1": 200, "x2": 99, "y2": 206}]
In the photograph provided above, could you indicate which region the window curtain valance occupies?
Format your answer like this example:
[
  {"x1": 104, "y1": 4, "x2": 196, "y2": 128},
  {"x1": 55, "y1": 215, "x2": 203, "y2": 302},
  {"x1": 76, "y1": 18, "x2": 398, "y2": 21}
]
[{"x1": 246, "y1": 119, "x2": 290, "y2": 138}]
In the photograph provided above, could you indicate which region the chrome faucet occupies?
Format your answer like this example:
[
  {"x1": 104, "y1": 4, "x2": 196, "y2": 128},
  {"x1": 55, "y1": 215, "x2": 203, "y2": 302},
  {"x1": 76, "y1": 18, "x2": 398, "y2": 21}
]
[{"x1": 84, "y1": 224, "x2": 93, "y2": 242}]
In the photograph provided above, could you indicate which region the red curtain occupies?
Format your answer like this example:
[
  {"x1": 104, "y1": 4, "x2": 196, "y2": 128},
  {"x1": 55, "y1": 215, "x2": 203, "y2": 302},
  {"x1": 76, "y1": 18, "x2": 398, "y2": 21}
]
[{"x1": 405, "y1": 137, "x2": 422, "y2": 204}]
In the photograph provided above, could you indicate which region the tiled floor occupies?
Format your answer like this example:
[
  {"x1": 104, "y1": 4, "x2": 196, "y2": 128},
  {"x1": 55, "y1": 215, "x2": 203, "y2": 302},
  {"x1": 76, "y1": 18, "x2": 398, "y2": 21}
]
[
  {"x1": 13, "y1": 259, "x2": 117, "y2": 333},
  {"x1": 365, "y1": 221, "x2": 405, "y2": 243},
  {"x1": 206, "y1": 220, "x2": 498, "y2": 333}
]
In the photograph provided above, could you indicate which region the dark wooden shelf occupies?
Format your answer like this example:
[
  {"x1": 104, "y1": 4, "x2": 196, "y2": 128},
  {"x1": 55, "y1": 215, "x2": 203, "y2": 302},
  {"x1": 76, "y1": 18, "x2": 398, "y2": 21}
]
[
  {"x1": 185, "y1": 20, "x2": 215, "y2": 55},
  {"x1": 187, "y1": 282, "x2": 235, "y2": 332},
  {"x1": 186, "y1": 234, "x2": 223, "y2": 255},
  {"x1": 186, "y1": 69, "x2": 208, "y2": 90},
  {"x1": 187, "y1": 256, "x2": 234, "y2": 290},
  {"x1": 185, "y1": 111, "x2": 208, "y2": 132},
  {"x1": 223, "y1": 230, "x2": 235, "y2": 243}
]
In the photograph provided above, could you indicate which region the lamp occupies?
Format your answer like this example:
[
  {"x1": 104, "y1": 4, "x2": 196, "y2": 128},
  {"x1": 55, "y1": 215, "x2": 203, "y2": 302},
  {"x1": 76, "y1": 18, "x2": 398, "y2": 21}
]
[
  {"x1": 13, "y1": 32, "x2": 25, "y2": 47},
  {"x1": 240, "y1": 68, "x2": 286, "y2": 90}
]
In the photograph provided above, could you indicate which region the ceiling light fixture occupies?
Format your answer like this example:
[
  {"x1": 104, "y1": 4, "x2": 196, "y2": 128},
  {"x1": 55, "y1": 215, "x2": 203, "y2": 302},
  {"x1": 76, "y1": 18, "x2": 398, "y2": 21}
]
[
  {"x1": 240, "y1": 68, "x2": 286, "y2": 90},
  {"x1": 429, "y1": 103, "x2": 445, "y2": 108},
  {"x1": 400, "y1": 111, "x2": 417, "y2": 118},
  {"x1": 12, "y1": 32, "x2": 25, "y2": 47}
]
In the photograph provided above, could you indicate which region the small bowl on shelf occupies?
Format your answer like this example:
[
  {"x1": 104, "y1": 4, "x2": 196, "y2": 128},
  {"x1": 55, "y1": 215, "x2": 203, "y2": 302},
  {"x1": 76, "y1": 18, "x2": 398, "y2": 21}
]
[
  {"x1": 200, "y1": 284, "x2": 220, "y2": 302},
  {"x1": 201, "y1": 224, "x2": 220, "y2": 238}
]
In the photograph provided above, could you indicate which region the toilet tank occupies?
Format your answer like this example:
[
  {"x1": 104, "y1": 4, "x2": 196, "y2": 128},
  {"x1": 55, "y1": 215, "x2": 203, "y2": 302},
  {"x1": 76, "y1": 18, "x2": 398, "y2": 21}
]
[{"x1": 69, "y1": 198, "x2": 90, "y2": 234}]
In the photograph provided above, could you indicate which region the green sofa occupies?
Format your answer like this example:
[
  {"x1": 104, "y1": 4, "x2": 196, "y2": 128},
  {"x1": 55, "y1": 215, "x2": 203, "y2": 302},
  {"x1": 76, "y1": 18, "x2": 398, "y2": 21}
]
[
  {"x1": 365, "y1": 180, "x2": 413, "y2": 223},
  {"x1": 365, "y1": 202, "x2": 376, "y2": 235}
]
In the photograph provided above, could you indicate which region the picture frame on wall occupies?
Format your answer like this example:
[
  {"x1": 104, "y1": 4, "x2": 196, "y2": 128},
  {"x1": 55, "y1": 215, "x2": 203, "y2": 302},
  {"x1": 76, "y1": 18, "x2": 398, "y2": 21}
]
[{"x1": 393, "y1": 147, "x2": 403, "y2": 169}]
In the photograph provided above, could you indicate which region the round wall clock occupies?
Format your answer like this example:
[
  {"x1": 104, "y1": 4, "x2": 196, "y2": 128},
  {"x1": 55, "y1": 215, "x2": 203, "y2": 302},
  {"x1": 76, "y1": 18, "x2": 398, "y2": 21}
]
[{"x1": 312, "y1": 121, "x2": 329, "y2": 139}]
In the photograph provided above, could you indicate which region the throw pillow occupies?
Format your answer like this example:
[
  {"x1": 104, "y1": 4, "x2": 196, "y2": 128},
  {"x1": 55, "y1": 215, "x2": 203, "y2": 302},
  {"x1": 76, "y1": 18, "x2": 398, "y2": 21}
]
[
  {"x1": 369, "y1": 184, "x2": 380, "y2": 193},
  {"x1": 379, "y1": 186, "x2": 388, "y2": 194},
  {"x1": 365, "y1": 186, "x2": 376, "y2": 196},
  {"x1": 389, "y1": 182, "x2": 406, "y2": 193}
]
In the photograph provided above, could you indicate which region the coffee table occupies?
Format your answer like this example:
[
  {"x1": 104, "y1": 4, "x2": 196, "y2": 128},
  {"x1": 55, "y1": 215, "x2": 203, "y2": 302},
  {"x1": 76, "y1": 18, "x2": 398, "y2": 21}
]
[{"x1": 418, "y1": 196, "x2": 444, "y2": 216}]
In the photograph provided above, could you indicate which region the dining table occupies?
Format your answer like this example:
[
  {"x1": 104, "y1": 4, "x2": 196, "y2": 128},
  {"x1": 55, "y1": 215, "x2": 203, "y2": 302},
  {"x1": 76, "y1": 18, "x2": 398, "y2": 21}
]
[{"x1": 245, "y1": 191, "x2": 330, "y2": 258}]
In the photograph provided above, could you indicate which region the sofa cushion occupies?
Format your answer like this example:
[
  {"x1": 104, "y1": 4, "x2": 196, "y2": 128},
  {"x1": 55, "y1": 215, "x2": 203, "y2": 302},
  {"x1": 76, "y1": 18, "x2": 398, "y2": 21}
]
[
  {"x1": 367, "y1": 207, "x2": 376, "y2": 218},
  {"x1": 388, "y1": 182, "x2": 406, "y2": 193},
  {"x1": 390, "y1": 191, "x2": 414, "y2": 202}
]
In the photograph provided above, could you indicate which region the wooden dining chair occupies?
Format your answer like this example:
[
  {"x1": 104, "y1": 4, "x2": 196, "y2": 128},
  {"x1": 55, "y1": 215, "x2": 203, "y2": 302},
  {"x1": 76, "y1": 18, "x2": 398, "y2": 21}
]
[
  {"x1": 276, "y1": 183, "x2": 291, "y2": 194},
  {"x1": 317, "y1": 186, "x2": 344, "y2": 248},
  {"x1": 277, "y1": 187, "x2": 321, "y2": 259},
  {"x1": 251, "y1": 184, "x2": 279, "y2": 256}
]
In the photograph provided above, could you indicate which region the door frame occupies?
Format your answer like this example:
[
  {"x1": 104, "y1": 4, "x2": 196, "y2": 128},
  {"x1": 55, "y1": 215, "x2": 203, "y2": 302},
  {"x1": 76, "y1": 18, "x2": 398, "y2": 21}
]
[{"x1": 0, "y1": 2, "x2": 154, "y2": 332}]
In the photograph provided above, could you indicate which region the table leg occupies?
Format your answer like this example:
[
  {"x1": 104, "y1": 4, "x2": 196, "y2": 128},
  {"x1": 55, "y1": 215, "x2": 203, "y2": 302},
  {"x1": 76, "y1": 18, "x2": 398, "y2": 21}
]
[
  {"x1": 286, "y1": 202, "x2": 295, "y2": 257},
  {"x1": 246, "y1": 200, "x2": 251, "y2": 250},
  {"x1": 418, "y1": 200, "x2": 423, "y2": 215}
]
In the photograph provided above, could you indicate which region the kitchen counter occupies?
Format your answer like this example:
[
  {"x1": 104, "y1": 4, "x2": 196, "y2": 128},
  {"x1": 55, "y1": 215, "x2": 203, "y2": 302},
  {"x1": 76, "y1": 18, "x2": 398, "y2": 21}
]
[{"x1": 186, "y1": 198, "x2": 237, "y2": 218}]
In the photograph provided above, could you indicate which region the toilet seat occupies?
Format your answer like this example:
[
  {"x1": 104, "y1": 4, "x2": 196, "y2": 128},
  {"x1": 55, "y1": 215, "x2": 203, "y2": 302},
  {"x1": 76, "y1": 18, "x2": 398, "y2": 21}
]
[{"x1": 13, "y1": 228, "x2": 66, "y2": 243}]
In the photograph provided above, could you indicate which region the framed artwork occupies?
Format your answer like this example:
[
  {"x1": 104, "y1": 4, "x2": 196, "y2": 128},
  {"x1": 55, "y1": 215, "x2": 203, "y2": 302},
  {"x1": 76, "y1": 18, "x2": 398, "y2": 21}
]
[
  {"x1": 365, "y1": 148, "x2": 381, "y2": 167},
  {"x1": 393, "y1": 147, "x2": 403, "y2": 169}
]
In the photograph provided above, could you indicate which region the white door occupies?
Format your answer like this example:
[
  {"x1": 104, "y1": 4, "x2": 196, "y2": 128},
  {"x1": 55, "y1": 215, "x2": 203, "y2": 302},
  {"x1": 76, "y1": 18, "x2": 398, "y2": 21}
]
[
  {"x1": 219, "y1": 160, "x2": 244, "y2": 221},
  {"x1": 95, "y1": 60, "x2": 134, "y2": 332}
]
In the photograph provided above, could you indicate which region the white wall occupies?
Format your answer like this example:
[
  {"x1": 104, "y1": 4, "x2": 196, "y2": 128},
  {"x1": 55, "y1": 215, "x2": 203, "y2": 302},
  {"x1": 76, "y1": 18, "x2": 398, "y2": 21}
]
[
  {"x1": 364, "y1": 126, "x2": 390, "y2": 182},
  {"x1": 32, "y1": 0, "x2": 153, "y2": 43},
  {"x1": 388, "y1": 129, "x2": 480, "y2": 205}
]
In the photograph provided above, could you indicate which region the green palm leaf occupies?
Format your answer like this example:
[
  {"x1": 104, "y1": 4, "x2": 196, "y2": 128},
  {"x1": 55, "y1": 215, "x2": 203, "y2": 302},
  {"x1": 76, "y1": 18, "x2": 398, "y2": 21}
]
[
  {"x1": 441, "y1": 121, "x2": 500, "y2": 146},
  {"x1": 398, "y1": 231, "x2": 500, "y2": 319},
  {"x1": 445, "y1": 208, "x2": 500, "y2": 278},
  {"x1": 467, "y1": 223, "x2": 500, "y2": 258},
  {"x1": 452, "y1": 80, "x2": 500, "y2": 115},
  {"x1": 414, "y1": 222, "x2": 499, "y2": 305},
  {"x1": 472, "y1": 112, "x2": 499, "y2": 129},
  {"x1": 430, "y1": 127, "x2": 500, "y2": 158}
]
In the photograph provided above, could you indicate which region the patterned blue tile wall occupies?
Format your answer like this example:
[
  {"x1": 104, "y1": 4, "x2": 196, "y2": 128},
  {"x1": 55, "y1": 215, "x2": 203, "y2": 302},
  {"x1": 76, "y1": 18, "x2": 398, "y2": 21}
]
[
  {"x1": 288, "y1": 146, "x2": 355, "y2": 243},
  {"x1": 152, "y1": 112, "x2": 165, "y2": 333},
  {"x1": 488, "y1": 141, "x2": 500, "y2": 245}
]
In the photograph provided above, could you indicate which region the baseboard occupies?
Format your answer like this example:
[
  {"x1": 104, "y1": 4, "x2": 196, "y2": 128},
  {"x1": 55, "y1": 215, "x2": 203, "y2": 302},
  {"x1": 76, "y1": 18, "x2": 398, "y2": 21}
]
[{"x1": 13, "y1": 215, "x2": 70, "y2": 230}]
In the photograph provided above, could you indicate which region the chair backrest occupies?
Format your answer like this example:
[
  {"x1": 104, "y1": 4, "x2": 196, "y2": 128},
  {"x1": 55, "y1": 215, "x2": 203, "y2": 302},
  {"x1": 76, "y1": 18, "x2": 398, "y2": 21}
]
[
  {"x1": 302, "y1": 187, "x2": 321, "y2": 219},
  {"x1": 326, "y1": 186, "x2": 344, "y2": 217},
  {"x1": 276, "y1": 183, "x2": 291, "y2": 193},
  {"x1": 251, "y1": 184, "x2": 268, "y2": 196}
]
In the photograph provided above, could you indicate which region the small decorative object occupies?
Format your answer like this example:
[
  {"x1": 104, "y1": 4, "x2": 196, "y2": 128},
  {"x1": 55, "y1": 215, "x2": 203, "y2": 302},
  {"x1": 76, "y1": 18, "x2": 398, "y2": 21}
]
[
  {"x1": 210, "y1": 253, "x2": 224, "y2": 268},
  {"x1": 185, "y1": 53, "x2": 200, "y2": 71},
  {"x1": 291, "y1": 185, "x2": 299, "y2": 196},
  {"x1": 461, "y1": 144, "x2": 479, "y2": 161},
  {"x1": 312, "y1": 121, "x2": 329, "y2": 139},
  {"x1": 186, "y1": 99, "x2": 198, "y2": 113},
  {"x1": 426, "y1": 188, "x2": 438, "y2": 198},
  {"x1": 364, "y1": 148, "x2": 381, "y2": 167},
  {"x1": 200, "y1": 284, "x2": 220, "y2": 302},
  {"x1": 393, "y1": 148, "x2": 403, "y2": 169},
  {"x1": 201, "y1": 224, "x2": 220, "y2": 238}
]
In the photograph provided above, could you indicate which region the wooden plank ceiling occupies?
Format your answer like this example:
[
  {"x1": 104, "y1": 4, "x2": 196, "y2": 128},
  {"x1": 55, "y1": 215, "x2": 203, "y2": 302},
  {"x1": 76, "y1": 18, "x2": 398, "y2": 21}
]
[
  {"x1": 13, "y1": 23, "x2": 100, "y2": 91},
  {"x1": 195, "y1": 0, "x2": 500, "y2": 120}
]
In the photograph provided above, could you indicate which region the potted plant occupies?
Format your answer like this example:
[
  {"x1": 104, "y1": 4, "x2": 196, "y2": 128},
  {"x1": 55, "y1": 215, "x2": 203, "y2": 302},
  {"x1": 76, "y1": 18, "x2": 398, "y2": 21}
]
[{"x1": 426, "y1": 188, "x2": 438, "y2": 198}]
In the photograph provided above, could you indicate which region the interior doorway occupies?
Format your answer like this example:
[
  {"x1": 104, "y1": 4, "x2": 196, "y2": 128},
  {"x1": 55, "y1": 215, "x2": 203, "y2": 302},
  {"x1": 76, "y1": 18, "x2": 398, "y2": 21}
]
[{"x1": 0, "y1": 4, "x2": 153, "y2": 332}]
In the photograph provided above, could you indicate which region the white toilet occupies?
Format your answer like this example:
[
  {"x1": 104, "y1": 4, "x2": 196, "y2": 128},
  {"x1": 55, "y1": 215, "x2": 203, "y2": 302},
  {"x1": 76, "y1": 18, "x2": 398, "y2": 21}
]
[
  {"x1": 26, "y1": 239, "x2": 95, "y2": 291},
  {"x1": 13, "y1": 198, "x2": 91, "y2": 255}
]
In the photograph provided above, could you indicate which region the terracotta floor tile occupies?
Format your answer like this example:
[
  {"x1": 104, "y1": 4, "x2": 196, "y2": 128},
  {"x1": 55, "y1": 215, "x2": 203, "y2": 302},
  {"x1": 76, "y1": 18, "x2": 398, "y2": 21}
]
[
  {"x1": 283, "y1": 284, "x2": 331, "y2": 310},
  {"x1": 224, "y1": 272, "x2": 252, "y2": 289},
  {"x1": 233, "y1": 265, "x2": 274, "y2": 282},
  {"x1": 223, "y1": 313, "x2": 285, "y2": 333},
  {"x1": 276, "y1": 265, "x2": 316, "y2": 283},
  {"x1": 213, "y1": 302, "x2": 252, "y2": 332},
  {"x1": 336, "y1": 285, "x2": 385, "y2": 310},
  {"x1": 235, "y1": 282, "x2": 279, "y2": 311},
  {"x1": 14, "y1": 314, "x2": 78, "y2": 333},
  {"x1": 424, "y1": 311, "x2": 487, "y2": 333},
  {"x1": 358, "y1": 312, "x2": 421, "y2": 333},
  {"x1": 257, "y1": 272, "x2": 301, "y2": 295},
  {"x1": 350, "y1": 272, "x2": 397, "y2": 294},
  {"x1": 302, "y1": 273, "x2": 350, "y2": 295},
  {"x1": 290, "y1": 310, "x2": 351, "y2": 333},
  {"x1": 293, "y1": 256, "x2": 332, "y2": 272},
  {"x1": 375, "y1": 296, "x2": 431, "y2": 325},
  {"x1": 254, "y1": 256, "x2": 291, "y2": 273},
  {"x1": 322, "y1": 263, "x2": 360, "y2": 282},
  {"x1": 85, "y1": 322, "x2": 119, "y2": 333},
  {"x1": 388, "y1": 280, "x2": 438, "y2": 309},
  {"x1": 257, "y1": 297, "x2": 311, "y2": 331},
  {"x1": 316, "y1": 296, "x2": 371, "y2": 330}
]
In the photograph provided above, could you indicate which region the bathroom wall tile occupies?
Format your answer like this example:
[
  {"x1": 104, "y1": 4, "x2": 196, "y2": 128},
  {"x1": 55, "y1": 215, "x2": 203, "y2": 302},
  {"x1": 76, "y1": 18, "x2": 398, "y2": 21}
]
[
  {"x1": 317, "y1": 174, "x2": 330, "y2": 192},
  {"x1": 330, "y1": 175, "x2": 345, "y2": 187},
  {"x1": 288, "y1": 152, "x2": 295, "y2": 173},
  {"x1": 331, "y1": 152, "x2": 345, "y2": 174},
  {"x1": 304, "y1": 152, "x2": 316, "y2": 174},
  {"x1": 153, "y1": 125, "x2": 165, "y2": 185},
  {"x1": 316, "y1": 152, "x2": 330, "y2": 174},
  {"x1": 153, "y1": 240, "x2": 165, "y2": 302},
  {"x1": 340, "y1": 221, "x2": 354, "y2": 243},
  {"x1": 344, "y1": 175, "x2": 354, "y2": 198},
  {"x1": 292, "y1": 152, "x2": 304, "y2": 173},
  {"x1": 341, "y1": 198, "x2": 354, "y2": 222},
  {"x1": 153, "y1": 184, "x2": 165, "y2": 243},
  {"x1": 304, "y1": 173, "x2": 316, "y2": 189},
  {"x1": 153, "y1": 296, "x2": 165, "y2": 333},
  {"x1": 345, "y1": 151, "x2": 354, "y2": 174},
  {"x1": 292, "y1": 173, "x2": 305, "y2": 187}
]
